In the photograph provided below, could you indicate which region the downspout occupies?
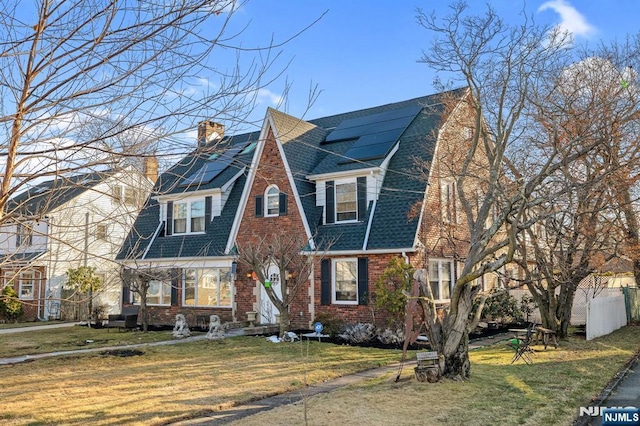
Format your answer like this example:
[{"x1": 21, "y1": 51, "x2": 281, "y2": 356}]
[{"x1": 402, "y1": 251, "x2": 409, "y2": 265}]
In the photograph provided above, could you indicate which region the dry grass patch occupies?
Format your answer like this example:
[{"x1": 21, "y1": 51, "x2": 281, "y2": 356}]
[
  {"x1": 232, "y1": 326, "x2": 640, "y2": 426},
  {"x1": 0, "y1": 326, "x2": 178, "y2": 358},
  {"x1": 0, "y1": 336, "x2": 403, "y2": 425}
]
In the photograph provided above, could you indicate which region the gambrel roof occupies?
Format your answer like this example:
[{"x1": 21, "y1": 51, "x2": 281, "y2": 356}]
[{"x1": 118, "y1": 89, "x2": 463, "y2": 261}]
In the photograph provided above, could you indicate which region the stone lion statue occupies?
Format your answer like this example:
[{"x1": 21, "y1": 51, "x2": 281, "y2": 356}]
[
  {"x1": 172, "y1": 313, "x2": 191, "y2": 338},
  {"x1": 206, "y1": 314, "x2": 225, "y2": 340}
]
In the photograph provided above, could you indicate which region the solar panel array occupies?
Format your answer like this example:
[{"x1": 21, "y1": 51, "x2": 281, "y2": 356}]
[
  {"x1": 322, "y1": 105, "x2": 421, "y2": 164},
  {"x1": 181, "y1": 139, "x2": 251, "y2": 187}
]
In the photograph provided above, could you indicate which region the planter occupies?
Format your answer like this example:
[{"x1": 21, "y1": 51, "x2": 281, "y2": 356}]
[{"x1": 247, "y1": 311, "x2": 257, "y2": 327}]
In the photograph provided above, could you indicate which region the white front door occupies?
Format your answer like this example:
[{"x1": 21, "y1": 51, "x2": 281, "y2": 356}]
[{"x1": 259, "y1": 264, "x2": 281, "y2": 324}]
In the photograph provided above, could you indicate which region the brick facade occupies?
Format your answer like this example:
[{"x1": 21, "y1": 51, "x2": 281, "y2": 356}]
[{"x1": 0, "y1": 266, "x2": 47, "y2": 321}]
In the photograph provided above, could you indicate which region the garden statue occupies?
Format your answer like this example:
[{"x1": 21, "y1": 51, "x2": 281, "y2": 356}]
[
  {"x1": 172, "y1": 313, "x2": 190, "y2": 338},
  {"x1": 206, "y1": 314, "x2": 225, "y2": 340}
]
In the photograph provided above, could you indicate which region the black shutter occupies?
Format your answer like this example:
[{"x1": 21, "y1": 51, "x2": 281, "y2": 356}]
[
  {"x1": 166, "y1": 201, "x2": 173, "y2": 236},
  {"x1": 171, "y1": 272, "x2": 179, "y2": 306},
  {"x1": 325, "y1": 181, "x2": 335, "y2": 224},
  {"x1": 357, "y1": 257, "x2": 368, "y2": 305},
  {"x1": 122, "y1": 285, "x2": 130, "y2": 305},
  {"x1": 320, "y1": 259, "x2": 331, "y2": 305},
  {"x1": 357, "y1": 177, "x2": 367, "y2": 221},
  {"x1": 205, "y1": 196, "x2": 212, "y2": 231},
  {"x1": 255, "y1": 195, "x2": 263, "y2": 217},
  {"x1": 279, "y1": 192, "x2": 288, "y2": 216}
]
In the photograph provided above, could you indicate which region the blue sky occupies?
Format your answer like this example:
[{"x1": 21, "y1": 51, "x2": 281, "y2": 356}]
[{"x1": 222, "y1": 0, "x2": 640, "y2": 131}]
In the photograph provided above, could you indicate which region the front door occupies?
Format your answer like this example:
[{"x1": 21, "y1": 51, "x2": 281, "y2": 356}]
[{"x1": 259, "y1": 264, "x2": 281, "y2": 324}]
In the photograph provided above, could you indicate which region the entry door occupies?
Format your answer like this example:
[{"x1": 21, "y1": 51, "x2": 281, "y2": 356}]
[{"x1": 259, "y1": 264, "x2": 281, "y2": 324}]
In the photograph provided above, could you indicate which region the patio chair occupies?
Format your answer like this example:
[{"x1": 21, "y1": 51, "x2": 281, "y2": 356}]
[{"x1": 508, "y1": 323, "x2": 535, "y2": 365}]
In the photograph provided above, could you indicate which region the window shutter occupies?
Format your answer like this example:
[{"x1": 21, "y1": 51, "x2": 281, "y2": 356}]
[
  {"x1": 204, "y1": 196, "x2": 212, "y2": 231},
  {"x1": 357, "y1": 257, "x2": 368, "y2": 305},
  {"x1": 279, "y1": 192, "x2": 288, "y2": 216},
  {"x1": 166, "y1": 201, "x2": 173, "y2": 236},
  {"x1": 122, "y1": 285, "x2": 130, "y2": 305},
  {"x1": 325, "y1": 181, "x2": 335, "y2": 224},
  {"x1": 171, "y1": 275, "x2": 179, "y2": 306},
  {"x1": 255, "y1": 195, "x2": 263, "y2": 217},
  {"x1": 357, "y1": 177, "x2": 367, "y2": 221},
  {"x1": 320, "y1": 259, "x2": 331, "y2": 305}
]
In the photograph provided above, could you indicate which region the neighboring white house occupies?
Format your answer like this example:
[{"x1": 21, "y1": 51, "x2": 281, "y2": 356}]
[{"x1": 0, "y1": 164, "x2": 155, "y2": 320}]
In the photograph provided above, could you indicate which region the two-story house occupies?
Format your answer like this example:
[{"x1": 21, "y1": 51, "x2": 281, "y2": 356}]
[
  {"x1": 0, "y1": 165, "x2": 155, "y2": 321},
  {"x1": 118, "y1": 89, "x2": 501, "y2": 329}
]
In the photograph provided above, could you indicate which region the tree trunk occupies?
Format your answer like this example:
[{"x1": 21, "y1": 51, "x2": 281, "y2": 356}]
[
  {"x1": 279, "y1": 309, "x2": 290, "y2": 337},
  {"x1": 442, "y1": 332, "x2": 470, "y2": 380},
  {"x1": 140, "y1": 292, "x2": 148, "y2": 333}
]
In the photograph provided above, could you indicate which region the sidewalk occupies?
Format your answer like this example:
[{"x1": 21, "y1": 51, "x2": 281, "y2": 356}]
[{"x1": 0, "y1": 321, "x2": 79, "y2": 334}]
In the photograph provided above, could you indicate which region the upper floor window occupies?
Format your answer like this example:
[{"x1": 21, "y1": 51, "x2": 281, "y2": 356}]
[
  {"x1": 172, "y1": 199, "x2": 205, "y2": 234},
  {"x1": 429, "y1": 259, "x2": 453, "y2": 301},
  {"x1": 325, "y1": 177, "x2": 367, "y2": 224},
  {"x1": 265, "y1": 186, "x2": 280, "y2": 217},
  {"x1": 336, "y1": 182, "x2": 357, "y2": 222},
  {"x1": 96, "y1": 224, "x2": 108, "y2": 240},
  {"x1": 255, "y1": 188, "x2": 287, "y2": 217},
  {"x1": 112, "y1": 184, "x2": 138, "y2": 207},
  {"x1": 16, "y1": 222, "x2": 33, "y2": 247}
]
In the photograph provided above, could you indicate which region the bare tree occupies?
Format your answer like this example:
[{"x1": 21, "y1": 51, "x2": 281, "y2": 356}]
[
  {"x1": 403, "y1": 2, "x2": 609, "y2": 380},
  {"x1": 122, "y1": 267, "x2": 179, "y2": 332},
  {"x1": 0, "y1": 0, "x2": 291, "y2": 223},
  {"x1": 237, "y1": 230, "x2": 329, "y2": 336}
]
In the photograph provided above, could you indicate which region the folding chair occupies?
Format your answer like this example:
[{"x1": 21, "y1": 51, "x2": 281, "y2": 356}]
[{"x1": 509, "y1": 324, "x2": 535, "y2": 365}]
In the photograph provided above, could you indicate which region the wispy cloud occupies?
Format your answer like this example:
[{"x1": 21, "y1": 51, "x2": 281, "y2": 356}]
[
  {"x1": 538, "y1": 0, "x2": 596, "y2": 40},
  {"x1": 257, "y1": 88, "x2": 284, "y2": 107}
]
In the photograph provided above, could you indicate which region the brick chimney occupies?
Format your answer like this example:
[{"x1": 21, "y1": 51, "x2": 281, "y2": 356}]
[
  {"x1": 198, "y1": 120, "x2": 225, "y2": 147},
  {"x1": 142, "y1": 156, "x2": 159, "y2": 183}
]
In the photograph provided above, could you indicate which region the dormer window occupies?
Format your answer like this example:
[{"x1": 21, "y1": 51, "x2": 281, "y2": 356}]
[
  {"x1": 324, "y1": 177, "x2": 367, "y2": 224},
  {"x1": 168, "y1": 198, "x2": 207, "y2": 235}
]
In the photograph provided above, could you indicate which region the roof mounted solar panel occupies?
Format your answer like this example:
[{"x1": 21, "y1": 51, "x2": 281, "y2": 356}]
[
  {"x1": 324, "y1": 105, "x2": 422, "y2": 143},
  {"x1": 336, "y1": 105, "x2": 422, "y2": 164},
  {"x1": 180, "y1": 139, "x2": 252, "y2": 187}
]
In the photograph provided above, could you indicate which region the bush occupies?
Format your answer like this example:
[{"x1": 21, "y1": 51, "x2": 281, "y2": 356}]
[
  {"x1": 373, "y1": 257, "x2": 414, "y2": 326},
  {"x1": 312, "y1": 312, "x2": 345, "y2": 337},
  {"x1": 376, "y1": 327, "x2": 404, "y2": 345},
  {"x1": 480, "y1": 288, "x2": 524, "y2": 324},
  {"x1": 0, "y1": 285, "x2": 23, "y2": 322}
]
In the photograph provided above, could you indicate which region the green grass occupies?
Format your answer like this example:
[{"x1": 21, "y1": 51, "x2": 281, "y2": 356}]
[
  {"x1": 0, "y1": 336, "x2": 405, "y2": 426},
  {"x1": 0, "y1": 326, "x2": 180, "y2": 358},
  {"x1": 1, "y1": 326, "x2": 639, "y2": 426},
  {"x1": 231, "y1": 326, "x2": 640, "y2": 426}
]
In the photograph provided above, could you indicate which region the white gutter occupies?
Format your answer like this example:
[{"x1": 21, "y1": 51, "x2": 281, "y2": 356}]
[{"x1": 141, "y1": 221, "x2": 164, "y2": 260}]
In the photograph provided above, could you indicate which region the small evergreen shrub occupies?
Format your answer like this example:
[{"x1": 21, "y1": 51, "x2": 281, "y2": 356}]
[{"x1": 0, "y1": 285, "x2": 23, "y2": 322}]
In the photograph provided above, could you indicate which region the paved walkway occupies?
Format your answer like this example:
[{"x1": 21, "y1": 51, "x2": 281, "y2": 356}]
[{"x1": 0, "y1": 321, "x2": 79, "y2": 334}]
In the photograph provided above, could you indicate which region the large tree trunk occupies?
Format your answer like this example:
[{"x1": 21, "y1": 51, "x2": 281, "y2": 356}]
[{"x1": 442, "y1": 332, "x2": 470, "y2": 379}]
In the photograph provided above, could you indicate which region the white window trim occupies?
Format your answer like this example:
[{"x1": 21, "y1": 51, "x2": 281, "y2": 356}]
[
  {"x1": 19, "y1": 272, "x2": 35, "y2": 300},
  {"x1": 334, "y1": 178, "x2": 358, "y2": 224},
  {"x1": 429, "y1": 259, "x2": 454, "y2": 302},
  {"x1": 172, "y1": 198, "x2": 206, "y2": 235},
  {"x1": 182, "y1": 268, "x2": 233, "y2": 308},
  {"x1": 146, "y1": 280, "x2": 171, "y2": 306},
  {"x1": 332, "y1": 258, "x2": 358, "y2": 305},
  {"x1": 264, "y1": 185, "x2": 280, "y2": 217}
]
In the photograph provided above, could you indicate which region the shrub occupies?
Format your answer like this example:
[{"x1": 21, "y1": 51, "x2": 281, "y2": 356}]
[
  {"x1": 0, "y1": 285, "x2": 23, "y2": 322},
  {"x1": 312, "y1": 312, "x2": 345, "y2": 337},
  {"x1": 373, "y1": 257, "x2": 414, "y2": 326},
  {"x1": 480, "y1": 288, "x2": 524, "y2": 324}
]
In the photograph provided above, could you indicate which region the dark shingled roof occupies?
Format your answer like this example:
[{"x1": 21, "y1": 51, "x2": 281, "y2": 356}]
[
  {"x1": 7, "y1": 169, "x2": 119, "y2": 217},
  {"x1": 119, "y1": 89, "x2": 461, "y2": 260}
]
